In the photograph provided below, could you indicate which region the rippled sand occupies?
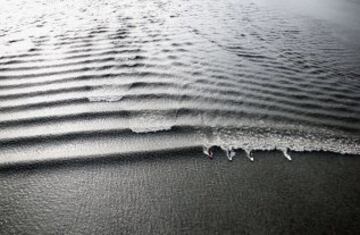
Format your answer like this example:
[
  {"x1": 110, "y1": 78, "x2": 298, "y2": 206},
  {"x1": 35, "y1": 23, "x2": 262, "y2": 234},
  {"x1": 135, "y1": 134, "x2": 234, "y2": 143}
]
[{"x1": 0, "y1": 0, "x2": 360, "y2": 165}]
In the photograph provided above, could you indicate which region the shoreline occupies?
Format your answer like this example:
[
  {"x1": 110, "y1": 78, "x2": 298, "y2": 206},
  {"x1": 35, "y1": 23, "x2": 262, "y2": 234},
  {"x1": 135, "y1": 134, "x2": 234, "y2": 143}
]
[
  {"x1": 1, "y1": 125, "x2": 359, "y2": 168},
  {"x1": 0, "y1": 143, "x2": 359, "y2": 171}
]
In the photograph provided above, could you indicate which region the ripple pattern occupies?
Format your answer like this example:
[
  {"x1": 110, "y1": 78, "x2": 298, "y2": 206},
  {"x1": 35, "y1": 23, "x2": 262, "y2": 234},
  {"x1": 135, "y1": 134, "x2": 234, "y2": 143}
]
[{"x1": 1, "y1": 0, "x2": 360, "y2": 165}]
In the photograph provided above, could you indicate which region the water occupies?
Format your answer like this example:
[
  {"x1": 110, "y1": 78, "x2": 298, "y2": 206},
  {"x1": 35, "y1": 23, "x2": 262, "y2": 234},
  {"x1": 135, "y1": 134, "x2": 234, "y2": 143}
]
[{"x1": 0, "y1": 0, "x2": 360, "y2": 165}]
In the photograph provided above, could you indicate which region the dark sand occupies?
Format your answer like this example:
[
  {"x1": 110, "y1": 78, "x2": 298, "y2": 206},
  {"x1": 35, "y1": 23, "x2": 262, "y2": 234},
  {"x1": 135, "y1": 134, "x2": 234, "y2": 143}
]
[{"x1": 1, "y1": 150, "x2": 359, "y2": 234}]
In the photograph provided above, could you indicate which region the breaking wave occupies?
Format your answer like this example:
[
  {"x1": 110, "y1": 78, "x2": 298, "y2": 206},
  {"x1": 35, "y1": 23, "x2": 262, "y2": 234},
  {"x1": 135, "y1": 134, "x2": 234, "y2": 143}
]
[{"x1": 0, "y1": 0, "x2": 359, "y2": 167}]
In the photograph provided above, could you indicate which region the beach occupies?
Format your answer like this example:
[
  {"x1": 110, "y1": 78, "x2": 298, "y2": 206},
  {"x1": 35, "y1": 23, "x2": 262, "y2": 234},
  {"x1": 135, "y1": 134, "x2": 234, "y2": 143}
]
[
  {"x1": 1, "y1": 150, "x2": 360, "y2": 234},
  {"x1": 1, "y1": 0, "x2": 360, "y2": 233}
]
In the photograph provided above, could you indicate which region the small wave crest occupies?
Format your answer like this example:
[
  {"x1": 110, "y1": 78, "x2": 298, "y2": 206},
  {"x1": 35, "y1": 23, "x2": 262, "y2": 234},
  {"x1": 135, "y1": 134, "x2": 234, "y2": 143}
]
[
  {"x1": 130, "y1": 126, "x2": 173, "y2": 133},
  {"x1": 198, "y1": 127, "x2": 360, "y2": 161}
]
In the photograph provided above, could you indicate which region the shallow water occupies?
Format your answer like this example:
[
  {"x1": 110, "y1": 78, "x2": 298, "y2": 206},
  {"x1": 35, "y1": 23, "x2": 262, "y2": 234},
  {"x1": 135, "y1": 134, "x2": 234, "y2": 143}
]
[{"x1": 0, "y1": 0, "x2": 360, "y2": 165}]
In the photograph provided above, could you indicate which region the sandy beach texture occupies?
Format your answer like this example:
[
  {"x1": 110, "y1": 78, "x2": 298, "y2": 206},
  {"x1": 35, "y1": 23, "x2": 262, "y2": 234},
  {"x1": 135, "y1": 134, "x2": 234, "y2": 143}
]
[{"x1": 1, "y1": 150, "x2": 360, "y2": 234}]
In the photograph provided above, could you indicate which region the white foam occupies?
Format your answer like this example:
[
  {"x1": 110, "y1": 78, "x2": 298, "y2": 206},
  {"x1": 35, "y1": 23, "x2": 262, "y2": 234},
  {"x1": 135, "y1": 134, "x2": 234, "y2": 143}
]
[
  {"x1": 245, "y1": 149, "x2": 255, "y2": 162},
  {"x1": 281, "y1": 148, "x2": 292, "y2": 161},
  {"x1": 198, "y1": 127, "x2": 360, "y2": 160},
  {"x1": 88, "y1": 95, "x2": 123, "y2": 102},
  {"x1": 202, "y1": 145, "x2": 214, "y2": 159},
  {"x1": 220, "y1": 146, "x2": 236, "y2": 161},
  {"x1": 130, "y1": 126, "x2": 173, "y2": 133}
]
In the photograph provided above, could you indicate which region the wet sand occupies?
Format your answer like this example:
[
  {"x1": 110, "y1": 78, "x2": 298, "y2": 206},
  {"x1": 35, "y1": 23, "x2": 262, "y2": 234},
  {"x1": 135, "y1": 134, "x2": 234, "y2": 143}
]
[
  {"x1": 1, "y1": 150, "x2": 360, "y2": 234},
  {"x1": 1, "y1": 0, "x2": 360, "y2": 233}
]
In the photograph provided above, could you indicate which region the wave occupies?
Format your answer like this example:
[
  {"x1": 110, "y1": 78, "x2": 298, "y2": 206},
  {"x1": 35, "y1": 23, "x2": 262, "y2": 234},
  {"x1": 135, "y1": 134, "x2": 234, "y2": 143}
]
[
  {"x1": 0, "y1": 125, "x2": 359, "y2": 168},
  {"x1": 0, "y1": 0, "x2": 359, "y2": 168}
]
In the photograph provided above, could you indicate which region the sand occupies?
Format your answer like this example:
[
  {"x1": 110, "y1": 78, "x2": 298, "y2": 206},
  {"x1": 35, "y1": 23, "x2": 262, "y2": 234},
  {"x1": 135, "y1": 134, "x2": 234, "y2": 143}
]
[
  {"x1": 1, "y1": 0, "x2": 360, "y2": 233},
  {"x1": 1, "y1": 150, "x2": 360, "y2": 234}
]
